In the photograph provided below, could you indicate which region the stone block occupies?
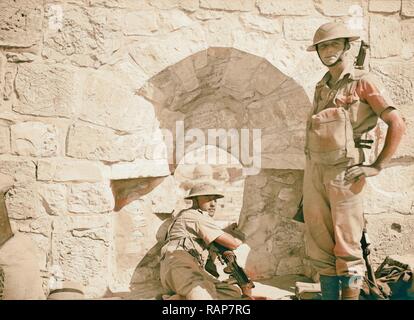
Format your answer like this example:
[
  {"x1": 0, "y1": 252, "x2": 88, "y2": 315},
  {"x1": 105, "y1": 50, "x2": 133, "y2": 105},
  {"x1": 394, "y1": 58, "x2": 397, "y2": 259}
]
[
  {"x1": 37, "y1": 158, "x2": 109, "y2": 182},
  {"x1": 0, "y1": 1, "x2": 43, "y2": 48},
  {"x1": 402, "y1": 0, "x2": 414, "y2": 16},
  {"x1": 123, "y1": 10, "x2": 159, "y2": 36},
  {"x1": 200, "y1": 0, "x2": 255, "y2": 11},
  {"x1": 369, "y1": 0, "x2": 401, "y2": 13},
  {"x1": 79, "y1": 71, "x2": 155, "y2": 132},
  {"x1": 365, "y1": 214, "x2": 414, "y2": 266},
  {"x1": 128, "y1": 24, "x2": 207, "y2": 77},
  {"x1": 14, "y1": 63, "x2": 79, "y2": 118},
  {"x1": 42, "y1": 5, "x2": 123, "y2": 68},
  {"x1": 158, "y1": 9, "x2": 195, "y2": 32},
  {"x1": 37, "y1": 183, "x2": 67, "y2": 216},
  {"x1": 364, "y1": 164, "x2": 414, "y2": 215},
  {"x1": 239, "y1": 13, "x2": 281, "y2": 34},
  {"x1": 10, "y1": 122, "x2": 59, "y2": 157},
  {"x1": 3, "y1": 64, "x2": 17, "y2": 101},
  {"x1": 257, "y1": 0, "x2": 315, "y2": 16},
  {"x1": 0, "y1": 125, "x2": 10, "y2": 154},
  {"x1": 370, "y1": 16, "x2": 402, "y2": 58},
  {"x1": 51, "y1": 215, "x2": 112, "y2": 298},
  {"x1": 110, "y1": 159, "x2": 170, "y2": 180},
  {"x1": 5, "y1": 184, "x2": 42, "y2": 220},
  {"x1": 371, "y1": 61, "x2": 414, "y2": 106},
  {"x1": 142, "y1": 175, "x2": 178, "y2": 214},
  {"x1": 401, "y1": 19, "x2": 414, "y2": 60},
  {"x1": 0, "y1": 156, "x2": 36, "y2": 182},
  {"x1": 148, "y1": 0, "x2": 199, "y2": 11},
  {"x1": 283, "y1": 17, "x2": 330, "y2": 41},
  {"x1": 66, "y1": 123, "x2": 146, "y2": 162},
  {"x1": 314, "y1": 0, "x2": 363, "y2": 16},
  {"x1": 67, "y1": 182, "x2": 114, "y2": 213}
]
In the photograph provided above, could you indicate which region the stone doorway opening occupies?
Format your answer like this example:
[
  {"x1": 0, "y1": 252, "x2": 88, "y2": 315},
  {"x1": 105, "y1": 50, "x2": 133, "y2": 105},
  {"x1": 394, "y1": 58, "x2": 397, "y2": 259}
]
[{"x1": 111, "y1": 47, "x2": 314, "y2": 298}]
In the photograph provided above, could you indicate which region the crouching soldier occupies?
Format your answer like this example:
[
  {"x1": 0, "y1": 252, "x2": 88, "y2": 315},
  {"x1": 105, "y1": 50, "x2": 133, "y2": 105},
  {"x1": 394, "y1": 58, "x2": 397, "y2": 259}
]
[{"x1": 160, "y1": 182, "x2": 250, "y2": 300}]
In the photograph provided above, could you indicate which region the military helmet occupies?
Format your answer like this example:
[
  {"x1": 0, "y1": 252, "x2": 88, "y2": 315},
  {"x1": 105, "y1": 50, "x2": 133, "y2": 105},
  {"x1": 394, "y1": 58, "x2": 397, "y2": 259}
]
[
  {"x1": 184, "y1": 182, "x2": 224, "y2": 200},
  {"x1": 307, "y1": 22, "x2": 360, "y2": 52}
]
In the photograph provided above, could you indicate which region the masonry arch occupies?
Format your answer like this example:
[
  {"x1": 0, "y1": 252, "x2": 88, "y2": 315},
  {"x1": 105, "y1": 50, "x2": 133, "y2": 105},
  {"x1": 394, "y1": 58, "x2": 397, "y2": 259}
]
[{"x1": 137, "y1": 47, "x2": 313, "y2": 280}]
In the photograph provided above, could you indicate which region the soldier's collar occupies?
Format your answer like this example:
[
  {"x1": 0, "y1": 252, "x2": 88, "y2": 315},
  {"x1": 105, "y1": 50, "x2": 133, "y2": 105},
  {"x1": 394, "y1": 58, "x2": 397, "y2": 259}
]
[{"x1": 317, "y1": 65, "x2": 356, "y2": 88}]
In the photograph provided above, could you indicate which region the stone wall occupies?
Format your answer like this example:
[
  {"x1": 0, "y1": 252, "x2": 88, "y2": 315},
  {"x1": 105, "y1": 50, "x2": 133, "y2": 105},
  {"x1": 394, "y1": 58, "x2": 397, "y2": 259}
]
[{"x1": 0, "y1": 0, "x2": 413, "y2": 297}]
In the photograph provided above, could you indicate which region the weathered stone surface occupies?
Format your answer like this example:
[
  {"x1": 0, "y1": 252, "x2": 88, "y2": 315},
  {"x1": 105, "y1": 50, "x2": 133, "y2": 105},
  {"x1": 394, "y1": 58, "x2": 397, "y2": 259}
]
[
  {"x1": 6, "y1": 182, "x2": 67, "y2": 220},
  {"x1": 370, "y1": 16, "x2": 402, "y2": 58},
  {"x1": 88, "y1": 0, "x2": 152, "y2": 9},
  {"x1": 52, "y1": 215, "x2": 112, "y2": 297},
  {"x1": 392, "y1": 105, "x2": 414, "y2": 159},
  {"x1": 276, "y1": 257, "x2": 304, "y2": 276},
  {"x1": 79, "y1": 72, "x2": 155, "y2": 132},
  {"x1": 200, "y1": 0, "x2": 255, "y2": 11},
  {"x1": 402, "y1": 0, "x2": 414, "y2": 17},
  {"x1": 43, "y1": 5, "x2": 123, "y2": 68},
  {"x1": 67, "y1": 182, "x2": 114, "y2": 213},
  {"x1": 3, "y1": 64, "x2": 17, "y2": 101},
  {"x1": 283, "y1": 17, "x2": 330, "y2": 41},
  {"x1": 371, "y1": 61, "x2": 414, "y2": 106},
  {"x1": 257, "y1": 0, "x2": 315, "y2": 16},
  {"x1": 205, "y1": 14, "x2": 243, "y2": 47},
  {"x1": 148, "y1": 0, "x2": 199, "y2": 11},
  {"x1": 0, "y1": 1, "x2": 43, "y2": 48},
  {"x1": 0, "y1": 54, "x2": 5, "y2": 98},
  {"x1": 158, "y1": 9, "x2": 195, "y2": 32},
  {"x1": 14, "y1": 63, "x2": 79, "y2": 118},
  {"x1": 37, "y1": 158, "x2": 109, "y2": 182},
  {"x1": 110, "y1": 159, "x2": 170, "y2": 180},
  {"x1": 365, "y1": 214, "x2": 414, "y2": 266},
  {"x1": 123, "y1": 10, "x2": 158, "y2": 35},
  {"x1": 10, "y1": 122, "x2": 59, "y2": 157},
  {"x1": 314, "y1": 0, "x2": 363, "y2": 16},
  {"x1": 142, "y1": 175, "x2": 178, "y2": 214},
  {"x1": 5, "y1": 52, "x2": 37, "y2": 63},
  {"x1": 128, "y1": 24, "x2": 207, "y2": 77},
  {"x1": 364, "y1": 164, "x2": 414, "y2": 215},
  {"x1": 66, "y1": 123, "x2": 146, "y2": 162},
  {"x1": 37, "y1": 184, "x2": 67, "y2": 216},
  {"x1": 369, "y1": 0, "x2": 401, "y2": 13},
  {"x1": 401, "y1": 20, "x2": 414, "y2": 60},
  {"x1": 5, "y1": 185, "x2": 39, "y2": 220},
  {"x1": 239, "y1": 13, "x2": 281, "y2": 34},
  {"x1": 0, "y1": 156, "x2": 36, "y2": 182},
  {"x1": 0, "y1": 125, "x2": 10, "y2": 154}
]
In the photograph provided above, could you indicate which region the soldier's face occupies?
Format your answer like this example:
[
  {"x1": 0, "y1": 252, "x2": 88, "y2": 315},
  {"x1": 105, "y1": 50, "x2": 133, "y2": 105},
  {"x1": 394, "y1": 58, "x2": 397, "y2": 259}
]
[
  {"x1": 317, "y1": 38, "x2": 346, "y2": 66},
  {"x1": 197, "y1": 195, "x2": 218, "y2": 217}
]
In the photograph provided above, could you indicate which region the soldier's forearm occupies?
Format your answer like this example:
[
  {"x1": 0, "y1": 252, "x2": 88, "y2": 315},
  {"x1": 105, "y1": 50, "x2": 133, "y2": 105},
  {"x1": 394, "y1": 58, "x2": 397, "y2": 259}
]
[
  {"x1": 374, "y1": 109, "x2": 406, "y2": 169},
  {"x1": 214, "y1": 233, "x2": 242, "y2": 250}
]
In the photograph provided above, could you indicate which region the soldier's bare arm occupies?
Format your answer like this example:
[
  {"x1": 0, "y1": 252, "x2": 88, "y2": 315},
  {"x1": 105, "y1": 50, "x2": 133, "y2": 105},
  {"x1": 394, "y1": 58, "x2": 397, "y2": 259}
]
[
  {"x1": 214, "y1": 233, "x2": 242, "y2": 250},
  {"x1": 345, "y1": 108, "x2": 406, "y2": 181}
]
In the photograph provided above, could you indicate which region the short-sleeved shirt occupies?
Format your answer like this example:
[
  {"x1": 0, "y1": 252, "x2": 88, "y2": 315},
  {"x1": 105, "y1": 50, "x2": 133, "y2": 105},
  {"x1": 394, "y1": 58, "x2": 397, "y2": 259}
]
[
  {"x1": 161, "y1": 208, "x2": 225, "y2": 257},
  {"x1": 312, "y1": 65, "x2": 395, "y2": 139}
]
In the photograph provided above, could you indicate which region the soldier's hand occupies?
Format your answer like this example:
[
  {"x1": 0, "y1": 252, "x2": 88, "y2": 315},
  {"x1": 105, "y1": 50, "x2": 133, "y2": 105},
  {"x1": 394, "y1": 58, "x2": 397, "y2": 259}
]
[{"x1": 345, "y1": 165, "x2": 381, "y2": 182}]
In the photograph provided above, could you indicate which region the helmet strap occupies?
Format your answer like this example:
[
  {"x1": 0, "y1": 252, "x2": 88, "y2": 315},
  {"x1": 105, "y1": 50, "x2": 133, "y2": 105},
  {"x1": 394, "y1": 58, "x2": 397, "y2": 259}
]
[{"x1": 316, "y1": 38, "x2": 350, "y2": 67}]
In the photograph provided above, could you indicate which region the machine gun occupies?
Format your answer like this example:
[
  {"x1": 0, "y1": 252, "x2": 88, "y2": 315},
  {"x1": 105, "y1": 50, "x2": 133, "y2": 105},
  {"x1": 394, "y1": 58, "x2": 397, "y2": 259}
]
[
  {"x1": 207, "y1": 242, "x2": 255, "y2": 296},
  {"x1": 355, "y1": 40, "x2": 370, "y2": 70}
]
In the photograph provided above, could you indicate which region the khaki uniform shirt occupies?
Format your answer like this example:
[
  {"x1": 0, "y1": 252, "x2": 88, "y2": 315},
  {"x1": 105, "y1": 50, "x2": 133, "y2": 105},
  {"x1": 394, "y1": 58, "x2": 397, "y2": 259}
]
[
  {"x1": 161, "y1": 208, "x2": 225, "y2": 259},
  {"x1": 313, "y1": 65, "x2": 394, "y2": 139}
]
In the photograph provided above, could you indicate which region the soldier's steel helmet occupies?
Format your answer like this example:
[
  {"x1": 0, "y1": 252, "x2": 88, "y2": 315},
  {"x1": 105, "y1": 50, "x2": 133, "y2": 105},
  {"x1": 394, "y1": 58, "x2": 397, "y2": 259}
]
[
  {"x1": 184, "y1": 182, "x2": 224, "y2": 200},
  {"x1": 307, "y1": 22, "x2": 360, "y2": 52}
]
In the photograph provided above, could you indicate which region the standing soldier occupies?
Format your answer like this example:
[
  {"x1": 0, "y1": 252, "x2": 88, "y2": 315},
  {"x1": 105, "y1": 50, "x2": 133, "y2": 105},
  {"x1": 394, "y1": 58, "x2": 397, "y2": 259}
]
[
  {"x1": 304, "y1": 22, "x2": 406, "y2": 300},
  {"x1": 160, "y1": 182, "x2": 249, "y2": 300}
]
